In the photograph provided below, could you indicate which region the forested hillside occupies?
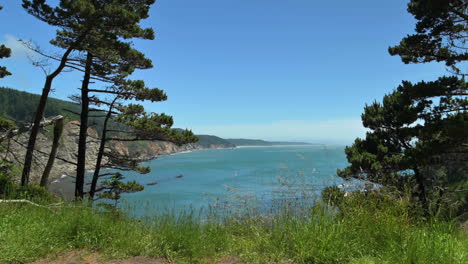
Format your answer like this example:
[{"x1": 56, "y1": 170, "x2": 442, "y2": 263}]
[
  {"x1": 196, "y1": 135, "x2": 236, "y2": 148},
  {"x1": 0, "y1": 87, "x2": 130, "y2": 139},
  {"x1": 0, "y1": 87, "x2": 80, "y2": 123}
]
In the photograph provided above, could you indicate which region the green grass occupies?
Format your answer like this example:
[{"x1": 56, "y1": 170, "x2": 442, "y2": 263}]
[{"x1": 0, "y1": 194, "x2": 466, "y2": 264}]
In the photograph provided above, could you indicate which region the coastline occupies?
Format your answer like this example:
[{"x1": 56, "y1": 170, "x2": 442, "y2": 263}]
[
  {"x1": 48, "y1": 144, "x2": 237, "y2": 199},
  {"x1": 167, "y1": 146, "x2": 237, "y2": 156},
  {"x1": 235, "y1": 144, "x2": 317, "y2": 148}
]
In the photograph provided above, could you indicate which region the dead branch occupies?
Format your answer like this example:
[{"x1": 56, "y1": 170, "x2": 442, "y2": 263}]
[
  {"x1": 0, "y1": 115, "x2": 64, "y2": 141},
  {"x1": 0, "y1": 199, "x2": 64, "y2": 212}
]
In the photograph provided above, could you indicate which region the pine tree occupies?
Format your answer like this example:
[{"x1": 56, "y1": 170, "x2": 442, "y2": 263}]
[
  {"x1": 0, "y1": 5, "x2": 12, "y2": 79},
  {"x1": 21, "y1": 0, "x2": 99, "y2": 186},
  {"x1": 339, "y1": 0, "x2": 467, "y2": 216},
  {"x1": 47, "y1": 0, "x2": 157, "y2": 198},
  {"x1": 0, "y1": 5, "x2": 12, "y2": 156},
  {"x1": 65, "y1": 48, "x2": 197, "y2": 200},
  {"x1": 86, "y1": 79, "x2": 197, "y2": 201},
  {"x1": 0, "y1": 0, "x2": 15, "y2": 182},
  {"x1": 389, "y1": 0, "x2": 467, "y2": 75},
  {"x1": 56, "y1": 6, "x2": 198, "y2": 199},
  {"x1": 20, "y1": 0, "x2": 156, "y2": 187}
]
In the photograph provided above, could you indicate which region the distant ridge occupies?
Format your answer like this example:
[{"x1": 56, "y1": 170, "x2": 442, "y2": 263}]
[
  {"x1": 226, "y1": 138, "x2": 312, "y2": 146},
  {"x1": 191, "y1": 135, "x2": 236, "y2": 148},
  {"x1": 0, "y1": 87, "x2": 312, "y2": 148}
]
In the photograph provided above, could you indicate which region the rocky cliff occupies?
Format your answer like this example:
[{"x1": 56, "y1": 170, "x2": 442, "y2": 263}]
[
  {"x1": 3, "y1": 121, "x2": 106, "y2": 184},
  {"x1": 111, "y1": 140, "x2": 232, "y2": 158},
  {"x1": 1, "y1": 121, "x2": 235, "y2": 184}
]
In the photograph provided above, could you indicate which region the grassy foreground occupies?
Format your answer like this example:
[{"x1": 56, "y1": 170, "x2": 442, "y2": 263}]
[{"x1": 0, "y1": 195, "x2": 467, "y2": 264}]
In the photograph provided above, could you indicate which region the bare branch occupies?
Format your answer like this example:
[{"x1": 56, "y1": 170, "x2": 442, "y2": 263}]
[{"x1": 0, "y1": 115, "x2": 64, "y2": 141}]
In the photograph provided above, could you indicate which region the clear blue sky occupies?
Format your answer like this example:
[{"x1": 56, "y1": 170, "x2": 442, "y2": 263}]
[{"x1": 0, "y1": 0, "x2": 447, "y2": 143}]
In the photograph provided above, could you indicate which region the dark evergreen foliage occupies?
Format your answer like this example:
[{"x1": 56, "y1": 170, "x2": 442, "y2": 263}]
[
  {"x1": 340, "y1": 0, "x2": 467, "y2": 217},
  {"x1": 389, "y1": 0, "x2": 467, "y2": 74},
  {"x1": 0, "y1": 87, "x2": 81, "y2": 123},
  {"x1": 0, "y1": 6, "x2": 12, "y2": 78}
]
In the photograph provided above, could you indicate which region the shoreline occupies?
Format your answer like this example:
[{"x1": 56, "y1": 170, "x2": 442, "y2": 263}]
[
  {"x1": 235, "y1": 144, "x2": 319, "y2": 148},
  {"x1": 158, "y1": 146, "x2": 238, "y2": 158}
]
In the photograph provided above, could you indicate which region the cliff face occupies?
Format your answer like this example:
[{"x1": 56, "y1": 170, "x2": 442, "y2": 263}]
[
  {"x1": 111, "y1": 140, "x2": 234, "y2": 158},
  {"x1": 2, "y1": 121, "x2": 234, "y2": 184},
  {"x1": 3, "y1": 121, "x2": 106, "y2": 184}
]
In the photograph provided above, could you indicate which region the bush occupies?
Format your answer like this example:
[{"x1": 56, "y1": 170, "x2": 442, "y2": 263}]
[
  {"x1": 322, "y1": 185, "x2": 346, "y2": 206},
  {"x1": 0, "y1": 169, "x2": 57, "y2": 203}
]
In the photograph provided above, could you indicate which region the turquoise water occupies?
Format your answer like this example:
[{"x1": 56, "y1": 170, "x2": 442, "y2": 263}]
[{"x1": 117, "y1": 145, "x2": 349, "y2": 217}]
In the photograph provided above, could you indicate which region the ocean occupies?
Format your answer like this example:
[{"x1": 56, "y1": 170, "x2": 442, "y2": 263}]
[
  {"x1": 111, "y1": 144, "x2": 351, "y2": 217},
  {"x1": 50, "y1": 144, "x2": 351, "y2": 216}
]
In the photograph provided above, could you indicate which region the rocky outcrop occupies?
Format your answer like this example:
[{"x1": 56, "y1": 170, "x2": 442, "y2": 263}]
[
  {"x1": 111, "y1": 141, "x2": 234, "y2": 159},
  {"x1": 2, "y1": 121, "x2": 105, "y2": 184}
]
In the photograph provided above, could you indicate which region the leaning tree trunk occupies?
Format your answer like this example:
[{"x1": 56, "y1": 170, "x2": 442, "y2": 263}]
[
  {"x1": 89, "y1": 97, "x2": 117, "y2": 200},
  {"x1": 22, "y1": 77, "x2": 54, "y2": 186},
  {"x1": 40, "y1": 117, "x2": 64, "y2": 188},
  {"x1": 21, "y1": 46, "x2": 80, "y2": 186},
  {"x1": 75, "y1": 53, "x2": 93, "y2": 199}
]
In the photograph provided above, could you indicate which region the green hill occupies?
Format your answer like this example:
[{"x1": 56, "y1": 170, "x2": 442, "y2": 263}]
[
  {"x1": 0, "y1": 87, "x2": 234, "y2": 148},
  {"x1": 0, "y1": 87, "x2": 81, "y2": 123},
  {"x1": 226, "y1": 138, "x2": 312, "y2": 146},
  {"x1": 0, "y1": 87, "x2": 131, "y2": 138},
  {"x1": 195, "y1": 135, "x2": 235, "y2": 148}
]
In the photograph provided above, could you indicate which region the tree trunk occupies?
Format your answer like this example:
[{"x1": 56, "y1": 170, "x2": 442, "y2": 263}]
[
  {"x1": 40, "y1": 117, "x2": 64, "y2": 188},
  {"x1": 21, "y1": 77, "x2": 53, "y2": 186},
  {"x1": 89, "y1": 98, "x2": 116, "y2": 200},
  {"x1": 21, "y1": 46, "x2": 76, "y2": 186},
  {"x1": 75, "y1": 53, "x2": 93, "y2": 199},
  {"x1": 413, "y1": 167, "x2": 429, "y2": 216}
]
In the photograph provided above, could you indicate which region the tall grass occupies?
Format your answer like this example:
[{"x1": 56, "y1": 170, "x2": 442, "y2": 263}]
[{"x1": 0, "y1": 193, "x2": 466, "y2": 264}]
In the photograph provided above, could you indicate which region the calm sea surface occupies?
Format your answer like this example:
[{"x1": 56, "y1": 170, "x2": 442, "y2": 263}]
[{"x1": 115, "y1": 145, "x2": 350, "y2": 217}]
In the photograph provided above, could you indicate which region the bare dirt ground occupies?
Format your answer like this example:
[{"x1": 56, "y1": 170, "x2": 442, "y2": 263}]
[
  {"x1": 30, "y1": 251, "x2": 168, "y2": 264},
  {"x1": 29, "y1": 251, "x2": 244, "y2": 264},
  {"x1": 462, "y1": 220, "x2": 468, "y2": 233}
]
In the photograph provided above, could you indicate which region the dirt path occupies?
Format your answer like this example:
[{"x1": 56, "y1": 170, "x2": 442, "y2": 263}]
[
  {"x1": 30, "y1": 251, "x2": 168, "y2": 264},
  {"x1": 30, "y1": 251, "x2": 244, "y2": 264}
]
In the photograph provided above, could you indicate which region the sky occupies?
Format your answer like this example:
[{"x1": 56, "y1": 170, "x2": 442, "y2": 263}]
[{"x1": 0, "y1": 0, "x2": 448, "y2": 144}]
